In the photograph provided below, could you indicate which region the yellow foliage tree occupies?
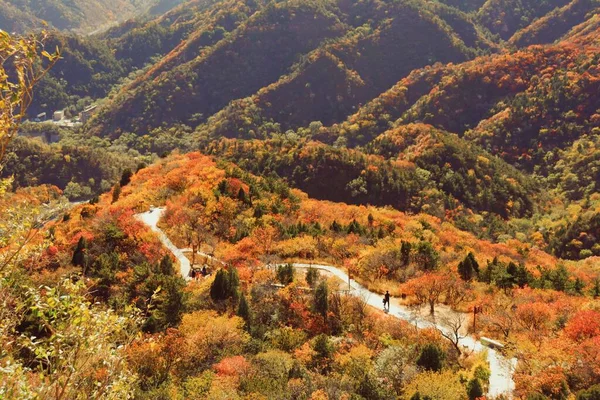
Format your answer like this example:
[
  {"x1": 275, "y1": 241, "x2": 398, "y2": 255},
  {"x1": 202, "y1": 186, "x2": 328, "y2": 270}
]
[{"x1": 0, "y1": 29, "x2": 59, "y2": 162}]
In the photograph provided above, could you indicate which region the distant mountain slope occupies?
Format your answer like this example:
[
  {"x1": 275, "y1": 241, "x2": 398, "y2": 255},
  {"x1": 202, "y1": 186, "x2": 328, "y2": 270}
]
[
  {"x1": 0, "y1": 0, "x2": 155, "y2": 33},
  {"x1": 325, "y1": 30, "x2": 600, "y2": 170},
  {"x1": 200, "y1": 123, "x2": 537, "y2": 219},
  {"x1": 477, "y1": 0, "x2": 573, "y2": 40},
  {"x1": 198, "y1": 0, "x2": 489, "y2": 138},
  {"x1": 87, "y1": 0, "x2": 493, "y2": 137},
  {"x1": 509, "y1": 0, "x2": 600, "y2": 47},
  {"x1": 88, "y1": 0, "x2": 349, "y2": 137}
]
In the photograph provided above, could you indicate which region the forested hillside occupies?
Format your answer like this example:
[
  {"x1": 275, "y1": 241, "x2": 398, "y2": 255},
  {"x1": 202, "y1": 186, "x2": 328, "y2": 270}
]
[
  {"x1": 0, "y1": 0, "x2": 158, "y2": 33},
  {"x1": 2, "y1": 2, "x2": 600, "y2": 399}
]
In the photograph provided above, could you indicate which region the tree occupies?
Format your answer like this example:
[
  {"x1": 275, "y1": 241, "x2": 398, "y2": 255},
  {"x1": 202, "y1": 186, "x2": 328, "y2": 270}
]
[
  {"x1": 400, "y1": 241, "x2": 412, "y2": 265},
  {"x1": 305, "y1": 267, "x2": 319, "y2": 288},
  {"x1": 210, "y1": 269, "x2": 230, "y2": 301},
  {"x1": 0, "y1": 30, "x2": 59, "y2": 162},
  {"x1": 111, "y1": 183, "x2": 121, "y2": 203},
  {"x1": 405, "y1": 371, "x2": 464, "y2": 400},
  {"x1": 154, "y1": 276, "x2": 186, "y2": 330},
  {"x1": 467, "y1": 378, "x2": 484, "y2": 400},
  {"x1": 71, "y1": 236, "x2": 87, "y2": 267},
  {"x1": 313, "y1": 280, "x2": 329, "y2": 317},
  {"x1": 515, "y1": 263, "x2": 532, "y2": 288},
  {"x1": 209, "y1": 268, "x2": 239, "y2": 303},
  {"x1": 1, "y1": 279, "x2": 138, "y2": 398},
  {"x1": 237, "y1": 292, "x2": 251, "y2": 328},
  {"x1": 458, "y1": 252, "x2": 479, "y2": 281},
  {"x1": 564, "y1": 310, "x2": 600, "y2": 342},
  {"x1": 228, "y1": 267, "x2": 240, "y2": 302},
  {"x1": 416, "y1": 344, "x2": 445, "y2": 372},
  {"x1": 159, "y1": 255, "x2": 174, "y2": 275},
  {"x1": 237, "y1": 187, "x2": 249, "y2": 205},
  {"x1": 438, "y1": 313, "x2": 468, "y2": 357},
  {"x1": 403, "y1": 273, "x2": 449, "y2": 315},
  {"x1": 277, "y1": 263, "x2": 294, "y2": 286},
  {"x1": 120, "y1": 168, "x2": 133, "y2": 187},
  {"x1": 414, "y1": 241, "x2": 439, "y2": 271},
  {"x1": 592, "y1": 279, "x2": 600, "y2": 298},
  {"x1": 577, "y1": 384, "x2": 600, "y2": 400}
]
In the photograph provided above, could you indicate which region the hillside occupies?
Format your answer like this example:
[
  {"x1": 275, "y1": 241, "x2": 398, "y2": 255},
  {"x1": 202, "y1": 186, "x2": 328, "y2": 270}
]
[
  {"x1": 0, "y1": 0, "x2": 158, "y2": 33},
  {"x1": 4, "y1": 150, "x2": 597, "y2": 398},
  {"x1": 3, "y1": 13, "x2": 600, "y2": 399},
  {"x1": 86, "y1": 0, "x2": 492, "y2": 137}
]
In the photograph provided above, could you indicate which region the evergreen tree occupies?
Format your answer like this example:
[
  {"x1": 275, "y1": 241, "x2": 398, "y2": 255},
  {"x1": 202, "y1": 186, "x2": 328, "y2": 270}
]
[
  {"x1": 228, "y1": 267, "x2": 240, "y2": 293},
  {"x1": 467, "y1": 378, "x2": 484, "y2": 400},
  {"x1": 458, "y1": 252, "x2": 479, "y2": 281},
  {"x1": 577, "y1": 384, "x2": 600, "y2": 400},
  {"x1": 72, "y1": 236, "x2": 87, "y2": 267},
  {"x1": 237, "y1": 292, "x2": 251, "y2": 327},
  {"x1": 312, "y1": 334, "x2": 332, "y2": 360},
  {"x1": 506, "y1": 262, "x2": 518, "y2": 284},
  {"x1": 305, "y1": 267, "x2": 319, "y2": 288},
  {"x1": 347, "y1": 219, "x2": 363, "y2": 235},
  {"x1": 400, "y1": 241, "x2": 412, "y2": 265},
  {"x1": 573, "y1": 277, "x2": 585, "y2": 296},
  {"x1": 277, "y1": 263, "x2": 295, "y2": 285},
  {"x1": 228, "y1": 267, "x2": 240, "y2": 302},
  {"x1": 238, "y1": 187, "x2": 249, "y2": 204},
  {"x1": 314, "y1": 280, "x2": 329, "y2": 317},
  {"x1": 330, "y1": 220, "x2": 342, "y2": 233},
  {"x1": 111, "y1": 183, "x2": 121, "y2": 204},
  {"x1": 119, "y1": 168, "x2": 133, "y2": 187},
  {"x1": 358, "y1": 373, "x2": 385, "y2": 400},
  {"x1": 159, "y1": 255, "x2": 174, "y2": 275},
  {"x1": 414, "y1": 241, "x2": 439, "y2": 271},
  {"x1": 158, "y1": 277, "x2": 186, "y2": 328},
  {"x1": 210, "y1": 269, "x2": 230, "y2": 301},
  {"x1": 515, "y1": 263, "x2": 531, "y2": 288},
  {"x1": 552, "y1": 265, "x2": 570, "y2": 292},
  {"x1": 591, "y1": 279, "x2": 600, "y2": 298},
  {"x1": 416, "y1": 344, "x2": 444, "y2": 372}
]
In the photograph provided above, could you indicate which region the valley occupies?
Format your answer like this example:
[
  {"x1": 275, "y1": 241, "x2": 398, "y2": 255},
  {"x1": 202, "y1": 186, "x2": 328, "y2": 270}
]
[{"x1": 1, "y1": 0, "x2": 600, "y2": 399}]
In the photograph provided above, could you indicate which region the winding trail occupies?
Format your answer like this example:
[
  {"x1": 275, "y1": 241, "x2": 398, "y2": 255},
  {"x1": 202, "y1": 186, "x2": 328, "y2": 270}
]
[{"x1": 136, "y1": 207, "x2": 516, "y2": 398}]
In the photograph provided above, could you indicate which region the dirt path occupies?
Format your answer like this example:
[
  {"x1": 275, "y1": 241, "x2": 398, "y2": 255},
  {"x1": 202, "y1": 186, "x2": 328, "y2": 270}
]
[{"x1": 136, "y1": 208, "x2": 517, "y2": 398}]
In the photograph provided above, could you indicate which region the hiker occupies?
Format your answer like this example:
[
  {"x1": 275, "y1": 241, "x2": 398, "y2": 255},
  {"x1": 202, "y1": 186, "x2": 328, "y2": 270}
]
[
  {"x1": 201, "y1": 265, "x2": 207, "y2": 276},
  {"x1": 383, "y1": 290, "x2": 390, "y2": 311}
]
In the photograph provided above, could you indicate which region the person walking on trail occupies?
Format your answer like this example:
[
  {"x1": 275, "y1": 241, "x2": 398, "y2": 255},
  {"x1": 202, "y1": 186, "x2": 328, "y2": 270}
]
[{"x1": 383, "y1": 291, "x2": 390, "y2": 312}]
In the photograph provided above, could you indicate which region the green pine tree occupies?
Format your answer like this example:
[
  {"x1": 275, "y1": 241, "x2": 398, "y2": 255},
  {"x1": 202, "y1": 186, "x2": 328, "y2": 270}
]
[
  {"x1": 416, "y1": 344, "x2": 444, "y2": 372},
  {"x1": 111, "y1": 183, "x2": 121, "y2": 204},
  {"x1": 314, "y1": 281, "x2": 329, "y2": 317},
  {"x1": 210, "y1": 269, "x2": 230, "y2": 301},
  {"x1": 237, "y1": 292, "x2": 251, "y2": 327},
  {"x1": 72, "y1": 236, "x2": 87, "y2": 267},
  {"x1": 467, "y1": 378, "x2": 484, "y2": 400}
]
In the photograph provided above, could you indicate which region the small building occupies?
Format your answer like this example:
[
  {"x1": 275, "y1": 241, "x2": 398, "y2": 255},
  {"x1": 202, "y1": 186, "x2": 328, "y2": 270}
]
[
  {"x1": 79, "y1": 105, "x2": 97, "y2": 124},
  {"x1": 53, "y1": 110, "x2": 64, "y2": 121},
  {"x1": 34, "y1": 112, "x2": 47, "y2": 122}
]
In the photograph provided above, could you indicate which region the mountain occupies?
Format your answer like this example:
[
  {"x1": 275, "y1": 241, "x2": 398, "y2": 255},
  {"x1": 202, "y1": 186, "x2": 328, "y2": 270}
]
[
  {"x1": 4, "y1": 1, "x2": 600, "y2": 399},
  {"x1": 0, "y1": 0, "x2": 158, "y2": 33},
  {"x1": 86, "y1": 0, "x2": 492, "y2": 137}
]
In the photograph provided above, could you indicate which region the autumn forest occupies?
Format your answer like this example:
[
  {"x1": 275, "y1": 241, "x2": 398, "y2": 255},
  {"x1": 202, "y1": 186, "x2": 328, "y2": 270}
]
[{"x1": 1, "y1": 0, "x2": 600, "y2": 399}]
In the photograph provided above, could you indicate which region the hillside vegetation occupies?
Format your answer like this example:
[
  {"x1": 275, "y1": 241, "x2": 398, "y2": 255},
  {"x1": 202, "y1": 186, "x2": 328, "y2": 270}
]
[
  {"x1": 0, "y1": 0, "x2": 158, "y2": 33},
  {"x1": 2, "y1": 5, "x2": 600, "y2": 399}
]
